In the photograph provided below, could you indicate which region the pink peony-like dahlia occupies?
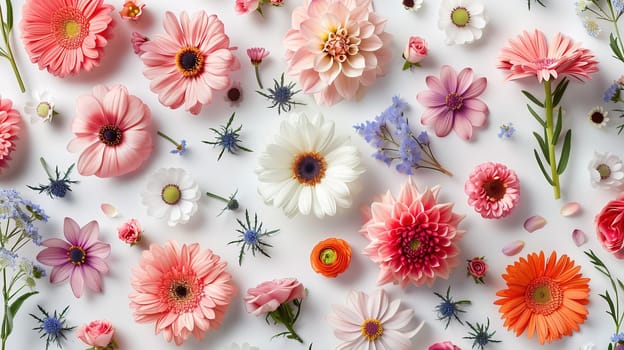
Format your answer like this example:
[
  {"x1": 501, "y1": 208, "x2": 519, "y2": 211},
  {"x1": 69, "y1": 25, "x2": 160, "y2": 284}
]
[
  {"x1": 129, "y1": 241, "x2": 237, "y2": 345},
  {"x1": 361, "y1": 178, "x2": 464, "y2": 288},
  {"x1": 67, "y1": 84, "x2": 153, "y2": 178},
  {"x1": 465, "y1": 162, "x2": 520, "y2": 219},
  {"x1": 0, "y1": 96, "x2": 21, "y2": 174},
  {"x1": 140, "y1": 11, "x2": 240, "y2": 115},
  {"x1": 20, "y1": 0, "x2": 114, "y2": 77},
  {"x1": 283, "y1": 0, "x2": 392, "y2": 106}
]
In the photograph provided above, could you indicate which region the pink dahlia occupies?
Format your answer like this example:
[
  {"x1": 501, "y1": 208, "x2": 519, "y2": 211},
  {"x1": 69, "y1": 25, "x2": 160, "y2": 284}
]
[
  {"x1": 283, "y1": 0, "x2": 392, "y2": 106},
  {"x1": 140, "y1": 11, "x2": 240, "y2": 115},
  {"x1": 498, "y1": 29, "x2": 599, "y2": 83},
  {"x1": 20, "y1": 0, "x2": 114, "y2": 77},
  {"x1": 416, "y1": 65, "x2": 488, "y2": 140},
  {"x1": 361, "y1": 178, "x2": 464, "y2": 288},
  {"x1": 0, "y1": 96, "x2": 21, "y2": 174},
  {"x1": 465, "y1": 162, "x2": 520, "y2": 219},
  {"x1": 67, "y1": 84, "x2": 153, "y2": 178},
  {"x1": 129, "y1": 241, "x2": 237, "y2": 345},
  {"x1": 36, "y1": 217, "x2": 111, "y2": 298}
]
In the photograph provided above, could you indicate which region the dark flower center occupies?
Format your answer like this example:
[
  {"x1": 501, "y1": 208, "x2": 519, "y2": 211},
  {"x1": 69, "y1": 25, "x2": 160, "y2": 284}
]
[
  {"x1": 175, "y1": 285, "x2": 188, "y2": 298},
  {"x1": 483, "y1": 178, "x2": 506, "y2": 201},
  {"x1": 50, "y1": 180, "x2": 69, "y2": 198},
  {"x1": 274, "y1": 86, "x2": 292, "y2": 103},
  {"x1": 360, "y1": 319, "x2": 383, "y2": 341},
  {"x1": 175, "y1": 47, "x2": 205, "y2": 77},
  {"x1": 42, "y1": 317, "x2": 62, "y2": 335},
  {"x1": 591, "y1": 111, "x2": 605, "y2": 124},
  {"x1": 244, "y1": 229, "x2": 259, "y2": 245},
  {"x1": 221, "y1": 133, "x2": 237, "y2": 149},
  {"x1": 67, "y1": 246, "x2": 86, "y2": 265},
  {"x1": 403, "y1": 0, "x2": 415, "y2": 8},
  {"x1": 227, "y1": 87, "x2": 242, "y2": 102},
  {"x1": 445, "y1": 93, "x2": 464, "y2": 111},
  {"x1": 292, "y1": 152, "x2": 327, "y2": 186},
  {"x1": 597, "y1": 164, "x2": 611, "y2": 180},
  {"x1": 98, "y1": 125, "x2": 123, "y2": 146},
  {"x1": 438, "y1": 301, "x2": 456, "y2": 317}
]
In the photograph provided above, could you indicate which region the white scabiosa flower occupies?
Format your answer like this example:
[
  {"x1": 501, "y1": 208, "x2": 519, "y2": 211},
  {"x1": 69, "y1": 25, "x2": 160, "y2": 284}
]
[
  {"x1": 588, "y1": 152, "x2": 624, "y2": 190},
  {"x1": 141, "y1": 168, "x2": 200, "y2": 226},
  {"x1": 438, "y1": 0, "x2": 487, "y2": 45},
  {"x1": 256, "y1": 112, "x2": 363, "y2": 218}
]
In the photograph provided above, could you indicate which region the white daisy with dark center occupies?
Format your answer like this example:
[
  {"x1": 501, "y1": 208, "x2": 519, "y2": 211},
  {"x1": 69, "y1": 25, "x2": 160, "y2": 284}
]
[
  {"x1": 141, "y1": 168, "x2": 201, "y2": 226},
  {"x1": 256, "y1": 112, "x2": 363, "y2": 218}
]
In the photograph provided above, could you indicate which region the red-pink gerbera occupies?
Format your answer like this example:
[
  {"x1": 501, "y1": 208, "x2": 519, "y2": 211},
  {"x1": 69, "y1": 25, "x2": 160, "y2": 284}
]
[
  {"x1": 67, "y1": 84, "x2": 153, "y2": 178},
  {"x1": 0, "y1": 96, "x2": 21, "y2": 174},
  {"x1": 361, "y1": 178, "x2": 465, "y2": 288},
  {"x1": 140, "y1": 11, "x2": 240, "y2": 115},
  {"x1": 283, "y1": 0, "x2": 392, "y2": 106},
  {"x1": 20, "y1": 0, "x2": 114, "y2": 77},
  {"x1": 129, "y1": 241, "x2": 237, "y2": 345},
  {"x1": 498, "y1": 29, "x2": 599, "y2": 82},
  {"x1": 465, "y1": 162, "x2": 520, "y2": 219}
]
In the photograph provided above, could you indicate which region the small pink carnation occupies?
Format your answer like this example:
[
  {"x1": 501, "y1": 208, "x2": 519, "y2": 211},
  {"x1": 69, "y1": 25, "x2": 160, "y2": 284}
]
[
  {"x1": 0, "y1": 96, "x2": 21, "y2": 174},
  {"x1": 235, "y1": 0, "x2": 260, "y2": 14},
  {"x1": 76, "y1": 320, "x2": 116, "y2": 348},
  {"x1": 429, "y1": 341, "x2": 461, "y2": 350},
  {"x1": 244, "y1": 278, "x2": 305, "y2": 316},
  {"x1": 465, "y1": 162, "x2": 520, "y2": 219},
  {"x1": 117, "y1": 219, "x2": 142, "y2": 246}
]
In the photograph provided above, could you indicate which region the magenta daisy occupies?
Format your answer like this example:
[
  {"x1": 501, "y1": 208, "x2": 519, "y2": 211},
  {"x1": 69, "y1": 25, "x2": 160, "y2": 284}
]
[
  {"x1": 140, "y1": 11, "x2": 240, "y2": 115},
  {"x1": 36, "y1": 217, "x2": 110, "y2": 298},
  {"x1": 465, "y1": 162, "x2": 520, "y2": 219},
  {"x1": 416, "y1": 65, "x2": 488, "y2": 140},
  {"x1": 361, "y1": 178, "x2": 464, "y2": 288}
]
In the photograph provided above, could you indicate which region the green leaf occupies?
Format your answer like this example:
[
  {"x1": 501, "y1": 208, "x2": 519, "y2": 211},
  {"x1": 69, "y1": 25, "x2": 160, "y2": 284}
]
[
  {"x1": 557, "y1": 129, "x2": 571, "y2": 175},
  {"x1": 527, "y1": 104, "x2": 546, "y2": 128},
  {"x1": 534, "y1": 149, "x2": 553, "y2": 185},
  {"x1": 552, "y1": 78, "x2": 569, "y2": 107},
  {"x1": 532, "y1": 132, "x2": 549, "y2": 162},
  {"x1": 552, "y1": 107, "x2": 563, "y2": 144},
  {"x1": 610, "y1": 33, "x2": 624, "y2": 63},
  {"x1": 2, "y1": 291, "x2": 38, "y2": 338},
  {"x1": 522, "y1": 90, "x2": 544, "y2": 108},
  {"x1": 4, "y1": 0, "x2": 12, "y2": 32}
]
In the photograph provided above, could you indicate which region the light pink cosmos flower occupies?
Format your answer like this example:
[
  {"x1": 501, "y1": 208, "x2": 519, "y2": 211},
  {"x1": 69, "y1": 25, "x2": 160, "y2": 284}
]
[
  {"x1": 67, "y1": 85, "x2": 153, "y2": 178},
  {"x1": 465, "y1": 162, "x2": 520, "y2": 219},
  {"x1": 236, "y1": 0, "x2": 260, "y2": 14},
  {"x1": 140, "y1": 11, "x2": 240, "y2": 115},
  {"x1": 284, "y1": 0, "x2": 392, "y2": 106},
  {"x1": 0, "y1": 96, "x2": 21, "y2": 174},
  {"x1": 417, "y1": 65, "x2": 488, "y2": 140},
  {"x1": 20, "y1": 0, "x2": 114, "y2": 77},
  {"x1": 36, "y1": 217, "x2": 111, "y2": 298},
  {"x1": 361, "y1": 178, "x2": 464, "y2": 288},
  {"x1": 247, "y1": 47, "x2": 269, "y2": 65}
]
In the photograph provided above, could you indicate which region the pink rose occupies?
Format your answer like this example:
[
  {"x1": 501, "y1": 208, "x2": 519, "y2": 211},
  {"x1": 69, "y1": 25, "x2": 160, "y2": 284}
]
[
  {"x1": 244, "y1": 277, "x2": 305, "y2": 316},
  {"x1": 429, "y1": 341, "x2": 461, "y2": 350},
  {"x1": 596, "y1": 194, "x2": 624, "y2": 258},
  {"x1": 76, "y1": 320, "x2": 115, "y2": 348},
  {"x1": 117, "y1": 218, "x2": 142, "y2": 245},
  {"x1": 403, "y1": 36, "x2": 428, "y2": 64},
  {"x1": 235, "y1": 0, "x2": 259, "y2": 14},
  {"x1": 467, "y1": 257, "x2": 488, "y2": 278},
  {"x1": 270, "y1": 0, "x2": 284, "y2": 5}
]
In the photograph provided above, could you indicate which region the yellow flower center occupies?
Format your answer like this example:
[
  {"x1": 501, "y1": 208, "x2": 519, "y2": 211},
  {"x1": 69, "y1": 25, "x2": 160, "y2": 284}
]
[
  {"x1": 525, "y1": 276, "x2": 563, "y2": 315},
  {"x1": 52, "y1": 7, "x2": 89, "y2": 49},
  {"x1": 161, "y1": 184, "x2": 182, "y2": 205},
  {"x1": 36, "y1": 102, "x2": 52, "y2": 118},
  {"x1": 361, "y1": 318, "x2": 383, "y2": 341},
  {"x1": 322, "y1": 26, "x2": 359, "y2": 63},
  {"x1": 320, "y1": 248, "x2": 337, "y2": 265},
  {"x1": 451, "y1": 7, "x2": 470, "y2": 27},
  {"x1": 64, "y1": 20, "x2": 80, "y2": 38}
]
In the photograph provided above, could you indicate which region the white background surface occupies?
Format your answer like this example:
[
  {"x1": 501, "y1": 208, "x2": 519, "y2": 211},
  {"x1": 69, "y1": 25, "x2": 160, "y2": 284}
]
[{"x1": 2, "y1": 0, "x2": 624, "y2": 349}]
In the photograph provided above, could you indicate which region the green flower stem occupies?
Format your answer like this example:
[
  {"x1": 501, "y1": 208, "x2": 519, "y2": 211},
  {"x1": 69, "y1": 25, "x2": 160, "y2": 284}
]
[
  {"x1": 205, "y1": 191, "x2": 228, "y2": 203},
  {"x1": 0, "y1": 2, "x2": 25, "y2": 93},
  {"x1": 2, "y1": 269, "x2": 8, "y2": 350},
  {"x1": 254, "y1": 65, "x2": 264, "y2": 90},
  {"x1": 543, "y1": 80, "x2": 560, "y2": 199},
  {"x1": 607, "y1": 0, "x2": 624, "y2": 55},
  {"x1": 276, "y1": 303, "x2": 303, "y2": 343},
  {"x1": 157, "y1": 131, "x2": 181, "y2": 148}
]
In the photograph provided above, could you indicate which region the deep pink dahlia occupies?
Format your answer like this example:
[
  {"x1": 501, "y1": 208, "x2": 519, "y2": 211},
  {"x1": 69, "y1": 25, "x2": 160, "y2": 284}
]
[
  {"x1": 465, "y1": 162, "x2": 520, "y2": 219},
  {"x1": 0, "y1": 96, "x2": 21, "y2": 174},
  {"x1": 361, "y1": 178, "x2": 464, "y2": 288}
]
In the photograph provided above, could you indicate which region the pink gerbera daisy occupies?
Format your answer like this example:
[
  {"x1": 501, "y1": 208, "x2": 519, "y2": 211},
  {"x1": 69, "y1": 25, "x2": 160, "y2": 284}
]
[
  {"x1": 129, "y1": 241, "x2": 237, "y2": 345},
  {"x1": 498, "y1": 29, "x2": 599, "y2": 83},
  {"x1": 416, "y1": 65, "x2": 488, "y2": 140},
  {"x1": 361, "y1": 178, "x2": 465, "y2": 288},
  {"x1": 67, "y1": 84, "x2": 153, "y2": 178},
  {"x1": 0, "y1": 96, "x2": 21, "y2": 174},
  {"x1": 140, "y1": 11, "x2": 240, "y2": 115},
  {"x1": 36, "y1": 217, "x2": 111, "y2": 298},
  {"x1": 283, "y1": 0, "x2": 392, "y2": 106},
  {"x1": 465, "y1": 162, "x2": 520, "y2": 219},
  {"x1": 20, "y1": 0, "x2": 114, "y2": 77}
]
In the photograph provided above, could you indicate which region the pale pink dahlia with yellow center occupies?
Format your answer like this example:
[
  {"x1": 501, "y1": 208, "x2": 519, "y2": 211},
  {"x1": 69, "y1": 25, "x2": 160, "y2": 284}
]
[
  {"x1": 129, "y1": 241, "x2": 236, "y2": 345},
  {"x1": 361, "y1": 178, "x2": 464, "y2": 288},
  {"x1": 284, "y1": 0, "x2": 392, "y2": 106}
]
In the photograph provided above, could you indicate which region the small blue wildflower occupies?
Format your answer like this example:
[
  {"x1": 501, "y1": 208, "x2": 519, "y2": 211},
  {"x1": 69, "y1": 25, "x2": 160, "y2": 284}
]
[
  {"x1": 373, "y1": 150, "x2": 393, "y2": 166},
  {"x1": 257, "y1": 73, "x2": 305, "y2": 114},
  {"x1": 28, "y1": 158, "x2": 78, "y2": 199},
  {"x1": 582, "y1": 17, "x2": 602, "y2": 38},
  {"x1": 416, "y1": 131, "x2": 430, "y2": 145},
  {"x1": 396, "y1": 136, "x2": 421, "y2": 175},
  {"x1": 228, "y1": 210, "x2": 278, "y2": 265},
  {"x1": 0, "y1": 247, "x2": 17, "y2": 269},
  {"x1": 497, "y1": 123, "x2": 516, "y2": 139},
  {"x1": 205, "y1": 189, "x2": 240, "y2": 216},
  {"x1": 434, "y1": 286, "x2": 471, "y2": 329},
  {"x1": 613, "y1": 0, "x2": 624, "y2": 14},
  {"x1": 605, "y1": 82, "x2": 621, "y2": 103},
  {"x1": 202, "y1": 113, "x2": 252, "y2": 160},
  {"x1": 157, "y1": 131, "x2": 187, "y2": 156},
  {"x1": 463, "y1": 318, "x2": 502, "y2": 350},
  {"x1": 612, "y1": 332, "x2": 624, "y2": 343},
  {"x1": 30, "y1": 305, "x2": 75, "y2": 350}
]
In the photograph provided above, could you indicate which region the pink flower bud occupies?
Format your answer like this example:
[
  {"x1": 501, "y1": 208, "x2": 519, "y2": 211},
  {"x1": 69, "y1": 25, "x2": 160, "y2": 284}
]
[
  {"x1": 117, "y1": 218, "x2": 142, "y2": 246},
  {"x1": 76, "y1": 320, "x2": 115, "y2": 348},
  {"x1": 403, "y1": 36, "x2": 428, "y2": 64}
]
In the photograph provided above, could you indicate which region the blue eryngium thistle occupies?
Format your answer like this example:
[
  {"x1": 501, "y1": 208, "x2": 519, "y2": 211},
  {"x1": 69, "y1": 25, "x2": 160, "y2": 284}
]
[
  {"x1": 205, "y1": 189, "x2": 240, "y2": 216},
  {"x1": 202, "y1": 113, "x2": 252, "y2": 160},
  {"x1": 463, "y1": 318, "x2": 502, "y2": 350},
  {"x1": 30, "y1": 305, "x2": 75, "y2": 350},
  {"x1": 434, "y1": 286, "x2": 471, "y2": 329},
  {"x1": 257, "y1": 73, "x2": 305, "y2": 114},
  {"x1": 228, "y1": 210, "x2": 278, "y2": 265},
  {"x1": 27, "y1": 157, "x2": 78, "y2": 199}
]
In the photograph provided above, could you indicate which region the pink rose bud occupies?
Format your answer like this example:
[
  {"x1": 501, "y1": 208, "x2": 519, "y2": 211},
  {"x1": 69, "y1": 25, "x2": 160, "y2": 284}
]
[
  {"x1": 429, "y1": 341, "x2": 462, "y2": 350},
  {"x1": 467, "y1": 257, "x2": 488, "y2": 284},
  {"x1": 270, "y1": 0, "x2": 284, "y2": 5},
  {"x1": 596, "y1": 193, "x2": 624, "y2": 258},
  {"x1": 117, "y1": 218, "x2": 142, "y2": 246},
  {"x1": 244, "y1": 277, "x2": 305, "y2": 316},
  {"x1": 76, "y1": 320, "x2": 115, "y2": 348},
  {"x1": 403, "y1": 36, "x2": 428, "y2": 64}
]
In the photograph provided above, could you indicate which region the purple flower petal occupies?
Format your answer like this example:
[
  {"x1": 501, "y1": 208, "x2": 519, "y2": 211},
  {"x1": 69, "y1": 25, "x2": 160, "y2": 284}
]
[
  {"x1": 36, "y1": 247, "x2": 69, "y2": 266},
  {"x1": 440, "y1": 65, "x2": 458, "y2": 92},
  {"x1": 50, "y1": 264, "x2": 73, "y2": 284},
  {"x1": 524, "y1": 215, "x2": 547, "y2": 233},
  {"x1": 63, "y1": 217, "x2": 81, "y2": 245},
  {"x1": 456, "y1": 67, "x2": 475, "y2": 95},
  {"x1": 433, "y1": 110, "x2": 454, "y2": 137},
  {"x1": 572, "y1": 229, "x2": 587, "y2": 246},
  {"x1": 463, "y1": 77, "x2": 488, "y2": 99},
  {"x1": 81, "y1": 265, "x2": 103, "y2": 293},
  {"x1": 452, "y1": 115, "x2": 473, "y2": 140},
  {"x1": 70, "y1": 267, "x2": 85, "y2": 298}
]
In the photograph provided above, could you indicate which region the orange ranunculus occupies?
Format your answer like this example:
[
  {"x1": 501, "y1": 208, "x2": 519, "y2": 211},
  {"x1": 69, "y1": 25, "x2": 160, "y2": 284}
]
[{"x1": 310, "y1": 238, "x2": 351, "y2": 278}]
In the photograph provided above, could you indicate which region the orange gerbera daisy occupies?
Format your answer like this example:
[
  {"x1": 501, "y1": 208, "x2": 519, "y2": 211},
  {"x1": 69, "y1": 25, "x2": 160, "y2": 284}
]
[{"x1": 494, "y1": 251, "x2": 590, "y2": 344}]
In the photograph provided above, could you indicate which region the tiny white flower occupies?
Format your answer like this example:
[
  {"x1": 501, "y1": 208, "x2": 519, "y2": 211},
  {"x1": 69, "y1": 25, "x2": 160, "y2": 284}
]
[
  {"x1": 403, "y1": 0, "x2": 424, "y2": 11},
  {"x1": 222, "y1": 343, "x2": 259, "y2": 350},
  {"x1": 587, "y1": 106, "x2": 609, "y2": 128},
  {"x1": 579, "y1": 343, "x2": 596, "y2": 350},
  {"x1": 576, "y1": 0, "x2": 588, "y2": 14},
  {"x1": 438, "y1": 0, "x2": 487, "y2": 45},
  {"x1": 141, "y1": 168, "x2": 200, "y2": 226},
  {"x1": 582, "y1": 17, "x2": 602, "y2": 37},
  {"x1": 588, "y1": 152, "x2": 624, "y2": 190},
  {"x1": 24, "y1": 91, "x2": 56, "y2": 123}
]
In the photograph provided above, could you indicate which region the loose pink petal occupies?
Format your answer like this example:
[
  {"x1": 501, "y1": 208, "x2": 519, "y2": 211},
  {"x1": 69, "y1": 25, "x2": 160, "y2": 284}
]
[
  {"x1": 572, "y1": 229, "x2": 587, "y2": 247},
  {"x1": 524, "y1": 215, "x2": 547, "y2": 233},
  {"x1": 560, "y1": 202, "x2": 581, "y2": 217},
  {"x1": 502, "y1": 240, "x2": 525, "y2": 256},
  {"x1": 100, "y1": 203, "x2": 118, "y2": 218}
]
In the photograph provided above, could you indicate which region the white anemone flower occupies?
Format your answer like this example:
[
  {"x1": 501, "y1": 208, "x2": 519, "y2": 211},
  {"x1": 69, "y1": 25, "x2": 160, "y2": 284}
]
[
  {"x1": 141, "y1": 168, "x2": 200, "y2": 226},
  {"x1": 256, "y1": 112, "x2": 363, "y2": 218},
  {"x1": 24, "y1": 90, "x2": 56, "y2": 123},
  {"x1": 438, "y1": 0, "x2": 487, "y2": 45},
  {"x1": 588, "y1": 152, "x2": 624, "y2": 190}
]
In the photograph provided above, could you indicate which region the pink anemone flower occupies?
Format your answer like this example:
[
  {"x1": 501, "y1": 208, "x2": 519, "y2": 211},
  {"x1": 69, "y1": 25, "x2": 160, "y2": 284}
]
[
  {"x1": 67, "y1": 84, "x2": 153, "y2": 178},
  {"x1": 283, "y1": 0, "x2": 392, "y2": 106},
  {"x1": 36, "y1": 217, "x2": 111, "y2": 298},
  {"x1": 417, "y1": 65, "x2": 488, "y2": 140},
  {"x1": 20, "y1": 0, "x2": 114, "y2": 77},
  {"x1": 140, "y1": 11, "x2": 240, "y2": 115},
  {"x1": 465, "y1": 162, "x2": 520, "y2": 219},
  {"x1": 0, "y1": 96, "x2": 21, "y2": 174}
]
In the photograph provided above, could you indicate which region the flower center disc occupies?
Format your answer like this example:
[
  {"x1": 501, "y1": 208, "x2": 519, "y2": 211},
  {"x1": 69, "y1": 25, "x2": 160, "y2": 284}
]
[
  {"x1": 175, "y1": 47, "x2": 205, "y2": 77},
  {"x1": 525, "y1": 276, "x2": 563, "y2": 315},
  {"x1": 67, "y1": 246, "x2": 86, "y2": 265},
  {"x1": 227, "y1": 87, "x2": 241, "y2": 102},
  {"x1": 323, "y1": 27, "x2": 358, "y2": 63},
  {"x1": 42, "y1": 317, "x2": 62, "y2": 334},
  {"x1": 591, "y1": 112, "x2": 605, "y2": 124},
  {"x1": 597, "y1": 164, "x2": 612, "y2": 179},
  {"x1": 445, "y1": 93, "x2": 464, "y2": 111},
  {"x1": 244, "y1": 229, "x2": 259, "y2": 244},
  {"x1": 161, "y1": 184, "x2": 181, "y2": 205},
  {"x1": 451, "y1": 7, "x2": 470, "y2": 27},
  {"x1": 483, "y1": 178, "x2": 506, "y2": 201},
  {"x1": 320, "y1": 248, "x2": 337, "y2": 265},
  {"x1": 361, "y1": 318, "x2": 383, "y2": 341},
  {"x1": 36, "y1": 102, "x2": 52, "y2": 118},
  {"x1": 52, "y1": 7, "x2": 89, "y2": 49},
  {"x1": 98, "y1": 125, "x2": 123, "y2": 146},
  {"x1": 292, "y1": 152, "x2": 327, "y2": 186}
]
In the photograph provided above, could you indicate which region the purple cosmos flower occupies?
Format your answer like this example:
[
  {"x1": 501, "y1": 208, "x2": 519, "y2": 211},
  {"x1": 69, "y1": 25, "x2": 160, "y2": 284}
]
[
  {"x1": 417, "y1": 65, "x2": 489, "y2": 140},
  {"x1": 36, "y1": 217, "x2": 110, "y2": 298}
]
